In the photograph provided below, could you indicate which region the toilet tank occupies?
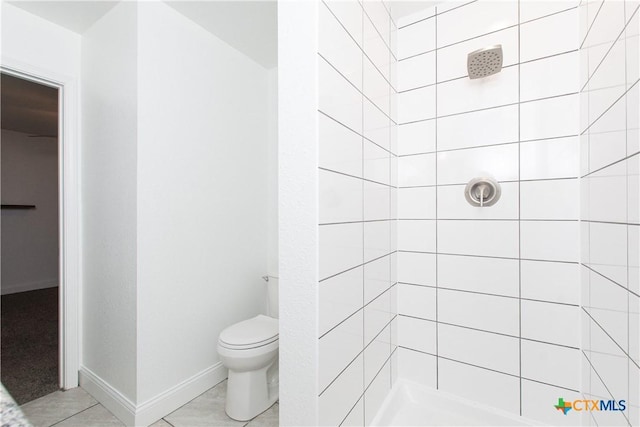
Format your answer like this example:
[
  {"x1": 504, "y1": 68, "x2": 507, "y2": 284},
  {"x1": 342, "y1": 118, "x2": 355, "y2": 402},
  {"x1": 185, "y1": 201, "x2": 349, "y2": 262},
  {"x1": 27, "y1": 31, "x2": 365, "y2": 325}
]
[{"x1": 267, "y1": 277, "x2": 279, "y2": 319}]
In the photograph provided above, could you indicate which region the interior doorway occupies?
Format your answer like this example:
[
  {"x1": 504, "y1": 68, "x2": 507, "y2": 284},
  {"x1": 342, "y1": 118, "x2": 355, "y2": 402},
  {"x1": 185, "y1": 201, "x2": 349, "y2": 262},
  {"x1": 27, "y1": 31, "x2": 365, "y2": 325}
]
[{"x1": 1, "y1": 72, "x2": 61, "y2": 404}]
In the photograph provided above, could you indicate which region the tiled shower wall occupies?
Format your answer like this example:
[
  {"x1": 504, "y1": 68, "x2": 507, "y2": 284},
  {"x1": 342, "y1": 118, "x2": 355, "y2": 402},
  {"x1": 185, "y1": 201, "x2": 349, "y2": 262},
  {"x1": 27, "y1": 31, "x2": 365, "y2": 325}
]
[
  {"x1": 396, "y1": 1, "x2": 582, "y2": 423},
  {"x1": 580, "y1": 0, "x2": 640, "y2": 426},
  {"x1": 317, "y1": 0, "x2": 398, "y2": 425}
]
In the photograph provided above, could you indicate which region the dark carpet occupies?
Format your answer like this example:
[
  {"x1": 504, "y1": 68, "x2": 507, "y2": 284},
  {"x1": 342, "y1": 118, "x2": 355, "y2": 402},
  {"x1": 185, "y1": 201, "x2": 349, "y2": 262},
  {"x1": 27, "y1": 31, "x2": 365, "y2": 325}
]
[{"x1": 1, "y1": 287, "x2": 59, "y2": 404}]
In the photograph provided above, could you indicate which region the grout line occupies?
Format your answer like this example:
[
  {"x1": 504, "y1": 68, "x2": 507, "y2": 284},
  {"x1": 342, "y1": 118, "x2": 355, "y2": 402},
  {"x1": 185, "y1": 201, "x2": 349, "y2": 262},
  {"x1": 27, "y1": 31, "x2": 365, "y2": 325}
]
[
  {"x1": 318, "y1": 307, "x2": 363, "y2": 340},
  {"x1": 398, "y1": 315, "x2": 582, "y2": 351},
  {"x1": 399, "y1": 281, "x2": 581, "y2": 307},
  {"x1": 397, "y1": 133, "x2": 579, "y2": 157},
  {"x1": 318, "y1": 167, "x2": 395, "y2": 189},
  {"x1": 320, "y1": 219, "x2": 398, "y2": 227},
  {"x1": 321, "y1": 0, "x2": 398, "y2": 93},
  {"x1": 398, "y1": 176, "x2": 580, "y2": 189},
  {"x1": 398, "y1": 218, "x2": 579, "y2": 222},
  {"x1": 318, "y1": 110, "x2": 397, "y2": 157},
  {"x1": 520, "y1": 377, "x2": 581, "y2": 394},
  {"x1": 582, "y1": 303, "x2": 638, "y2": 317},
  {"x1": 397, "y1": 349, "x2": 581, "y2": 394},
  {"x1": 336, "y1": 346, "x2": 399, "y2": 426},
  {"x1": 362, "y1": 3, "x2": 397, "y2": 63},
  {"x1": 624, "y1": 2, "x2": 632, "y2": 421},
  {"x1": 319, "y1": 251, "x2": 396, "y2": 283},
  {"x1": 518, "y1": 49, "x2": 579, "y2": 66},
  {"x1": 398, "y1": 249, "x2": 581, "y2": 265},
  {"x1": 398, "y1": 14, "x2": 436, "y2": 31},
  {"x1": 414, "y1": 24, "x2": 520, "y2": 58},
  {"x1": 397, "y1": 78, "x2": 438, "y2": 94},
  {"x1": 397, "y1": 346, "x2": 437, "y2": 357},
  {"x1": 162, "y1": 378, "x2": 227, "y2": 417},
  {"x1": 519, "y1": 91, "x2": 580, "y2": 104},
  {"x1": 318, "y1": 53, "x2": 398, "y2": 126},
  {"x1": 517, "y1": 0, "x2": 523, "y2": 411},
  {"x1": 318, "y1": 350, "x2": 362, "y2": 398},
  {"x1": 520, "y1": 176, "x2": 580, "y2": 182},
  {"x1": 441, "y1": 354, "x2": 580, "y2": 392},
  {"x1": 399, "y1": 133, "x2": 580, "y2": 157},
  {"x1": 380, "y1": 0, "x2": 397, "y2": 30},
  {"x1": 162, "y1": 419, "x2": 177, "y2": 427},
  {"x1": 319, "y1": 314, "x2": 396, "y2": 398},
  {"x1": 364, "y1": 284, "x2": 397, "y2": 317},
  {"x1": 397, "y1": 0, "x2": 476, "y2": 30},
  {"x1": 399, "y1": 0, "x2": 491, "y2": 28},
  {"x1": 581, "y1": 149, "x2": 640, "y2": 179},
  {"x1": 401, "y1": 140, "x2": 519, "y2": 155},
  {"x1": 582, "y1": 350, "x2": 627, "y2": 408},
  {"x1": 364, "y1": 346, "x2": 397, "y2": 393},
  {"x1": 398, "y1": 91, "x2": 578, "y2": 125},
  {"x1": 583, "y1": 219, "x2": 640, "y2": 226},
  {"x1": 579, "y1": 0, "x2": 604, "y2": 50},
  {"x1": 364, "y1": 50, "x2": 398, "y2": 95},
  {"x1": 399, "y1": 5, "x2": 578, "y2": 61},
  {"x1": 49, "y1": 403, "x2": 100, "y2": 427},
  {"x1": 360, "y1": 7, "x2": 366, "y2": 422},
  {"x1": 582, "y1": 308, "x2": 640, "y2": 370},
  {"x1": 339, "y1": 394, "x2": 363, "y2": 427},
  {"x1": 434, "y1": 5, "x2": 440, "y2": 391},
  {"x1": 581, "y1": 78, "x2": 640, "y2": 136},
  {"x1": 583, "y1": 20, "x2": 592, "y2": 419},
  {"x1": 590, "y1": 406, "x2": 600, "y2": 427},
  {"x1": 388, "y1": 4, "x2": 397, "y2": 393},
  {"x1": 581, "y1": 263, "x2": 640, "y2": 299},
  {"x1": 519, "y1": 4, "x2": 580, "y2": 25},
  {"x1": 320, "y1": 0, "x2": 361, "y2": 51},
  {"x1": 580, "y1": 3, "x2": 639, "y2": 93}
]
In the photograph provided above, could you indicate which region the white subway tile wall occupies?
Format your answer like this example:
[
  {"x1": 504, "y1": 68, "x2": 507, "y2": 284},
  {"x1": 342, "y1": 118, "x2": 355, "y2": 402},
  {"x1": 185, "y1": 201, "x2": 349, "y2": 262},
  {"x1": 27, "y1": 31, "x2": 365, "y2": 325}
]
[
  {"x1": 318, "y1": 1, "x2": 397, "y2": 425},
  {"x1": 316, "y1": 0, "x2": 639, "y2": 424},
  {"x1": 396, "y1": 1, "x2": 582, "y2": 423},
  {"x1": 581, "y1": 0, "x2": 640, "y2": 426}
]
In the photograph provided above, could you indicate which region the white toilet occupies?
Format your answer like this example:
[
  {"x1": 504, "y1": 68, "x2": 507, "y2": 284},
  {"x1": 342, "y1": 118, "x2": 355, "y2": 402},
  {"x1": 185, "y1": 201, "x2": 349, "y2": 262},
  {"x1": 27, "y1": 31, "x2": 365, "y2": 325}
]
[{"x1": 217, "y1": 278, "x2": 279, "y2": 421}]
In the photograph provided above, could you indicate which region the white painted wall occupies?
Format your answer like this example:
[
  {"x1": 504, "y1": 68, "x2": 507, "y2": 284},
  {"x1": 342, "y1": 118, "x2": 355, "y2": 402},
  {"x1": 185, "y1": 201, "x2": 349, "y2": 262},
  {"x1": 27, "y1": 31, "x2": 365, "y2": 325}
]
[
  {"x1": 81, "y1": 1, "x2": 138, "y2": 403},
  {"x1": 1, "y1": 130, "x2": 59, "y2": 295},
  {"x1": 1, "y1": 3, "x2": 80, "y2": 79},
  {"x1": 4, "y1": 2, "x2": 276, "y2": 422},
  {"x1": 278, "y1": 1, "x2": 319, "y2": 425},
  {"x1": 135, "y1": 1, "x2": 270, "y2": 404},
  {"x1": 267, "y1": 67, "x2": 279, "y2": 278}
]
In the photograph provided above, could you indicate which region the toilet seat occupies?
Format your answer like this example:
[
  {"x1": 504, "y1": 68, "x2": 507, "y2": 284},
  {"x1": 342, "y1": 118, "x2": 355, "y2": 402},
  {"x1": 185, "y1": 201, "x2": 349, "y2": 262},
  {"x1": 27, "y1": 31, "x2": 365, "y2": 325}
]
[{"x1": 219, "y1": 315, "x2": 278, "y2": 350}]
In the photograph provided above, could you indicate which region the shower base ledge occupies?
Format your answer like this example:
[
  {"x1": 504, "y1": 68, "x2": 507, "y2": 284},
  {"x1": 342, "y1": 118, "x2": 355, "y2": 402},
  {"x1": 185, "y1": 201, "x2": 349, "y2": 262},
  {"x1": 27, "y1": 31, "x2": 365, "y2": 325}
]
[{"x1": 371, "y1": 379, "x2": 544, "y2": 426}]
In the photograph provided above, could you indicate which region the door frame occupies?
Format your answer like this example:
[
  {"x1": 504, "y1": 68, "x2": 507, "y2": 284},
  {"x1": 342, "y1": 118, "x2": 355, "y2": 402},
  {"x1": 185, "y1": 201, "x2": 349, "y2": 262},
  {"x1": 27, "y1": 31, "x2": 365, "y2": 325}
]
[{"x1": 1, "y1": 59, "x2": 81, "y2": 390}]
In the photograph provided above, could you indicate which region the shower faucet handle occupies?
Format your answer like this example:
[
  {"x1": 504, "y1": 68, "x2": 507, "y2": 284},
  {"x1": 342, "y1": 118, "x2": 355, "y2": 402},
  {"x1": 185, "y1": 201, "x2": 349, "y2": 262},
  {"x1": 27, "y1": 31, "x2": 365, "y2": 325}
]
[{"x1": 465, "y1": 177, "x2": 501, "y2": 207}]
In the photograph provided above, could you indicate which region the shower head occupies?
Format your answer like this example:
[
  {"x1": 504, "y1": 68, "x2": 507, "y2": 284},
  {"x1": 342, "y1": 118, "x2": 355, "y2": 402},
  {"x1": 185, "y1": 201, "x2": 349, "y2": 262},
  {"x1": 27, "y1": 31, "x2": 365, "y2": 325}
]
[{"x1": 467, "y1": 45, "x2": 503, "y2": 79}]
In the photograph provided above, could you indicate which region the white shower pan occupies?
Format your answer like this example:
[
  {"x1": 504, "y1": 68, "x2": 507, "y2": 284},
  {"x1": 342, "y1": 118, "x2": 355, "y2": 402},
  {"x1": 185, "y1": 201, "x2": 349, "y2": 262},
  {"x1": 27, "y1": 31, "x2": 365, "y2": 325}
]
[{"x1": 371, "y1": 380, "x2": 543, "y2": 426}]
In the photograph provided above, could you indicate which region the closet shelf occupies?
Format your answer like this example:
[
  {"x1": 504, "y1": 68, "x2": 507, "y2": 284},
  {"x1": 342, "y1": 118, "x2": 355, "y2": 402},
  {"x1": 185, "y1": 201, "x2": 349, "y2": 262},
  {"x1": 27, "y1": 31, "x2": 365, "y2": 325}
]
[{"x1": 1, "y1": 204, "x2": 36, "y2": 210}]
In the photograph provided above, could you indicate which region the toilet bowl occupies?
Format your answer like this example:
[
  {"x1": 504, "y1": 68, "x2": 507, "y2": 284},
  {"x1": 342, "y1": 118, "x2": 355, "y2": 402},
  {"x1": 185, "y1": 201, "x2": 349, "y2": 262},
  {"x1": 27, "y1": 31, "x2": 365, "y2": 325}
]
[{"x1": 217, "y1": 314, "x2": 279, "y2": 421}]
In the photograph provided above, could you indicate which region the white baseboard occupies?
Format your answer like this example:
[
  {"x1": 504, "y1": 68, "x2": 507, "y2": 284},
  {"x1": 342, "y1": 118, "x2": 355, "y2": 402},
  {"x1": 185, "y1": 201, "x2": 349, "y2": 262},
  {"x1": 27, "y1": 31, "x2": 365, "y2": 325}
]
[
  {"x1": 135, "y1": 362, "x2": 227, "y2": 426},
  {"x1": 1, "y1": 279, "x2": 58, "y2": 295},
  {"x1": 79, "y1": 367, "x2": 136, "y2": 426},
  {"x1": 79, "y1": 363, "x2": 228, "y2": 427}
]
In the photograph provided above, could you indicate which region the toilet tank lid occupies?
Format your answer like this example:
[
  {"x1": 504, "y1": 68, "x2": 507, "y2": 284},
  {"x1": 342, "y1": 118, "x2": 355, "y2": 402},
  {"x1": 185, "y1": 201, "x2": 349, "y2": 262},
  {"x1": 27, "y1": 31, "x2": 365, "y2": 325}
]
[{"x1": 219, "y1": 314, "x2": 279, "y2": 347}]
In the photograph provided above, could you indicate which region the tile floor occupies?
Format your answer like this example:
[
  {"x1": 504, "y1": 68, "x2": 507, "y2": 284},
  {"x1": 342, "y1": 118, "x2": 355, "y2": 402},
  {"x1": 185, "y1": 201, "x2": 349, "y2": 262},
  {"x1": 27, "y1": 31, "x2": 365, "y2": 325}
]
[{"x1": 20, "y1": 380, "x2": 278, "y2": 427}]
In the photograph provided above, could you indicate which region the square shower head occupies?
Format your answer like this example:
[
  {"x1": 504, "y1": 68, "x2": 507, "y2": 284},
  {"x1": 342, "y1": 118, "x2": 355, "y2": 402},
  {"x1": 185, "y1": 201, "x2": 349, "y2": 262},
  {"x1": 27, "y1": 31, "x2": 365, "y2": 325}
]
[{"x1": 467, "y1": 45, "x2": 503, "y2": 79}]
